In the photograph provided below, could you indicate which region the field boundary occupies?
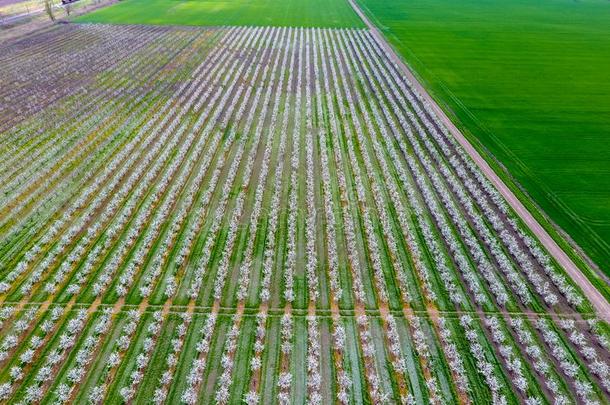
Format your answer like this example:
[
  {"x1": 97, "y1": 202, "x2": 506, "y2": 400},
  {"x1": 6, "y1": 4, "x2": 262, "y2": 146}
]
[{"x1": 347, "y1": 0, "x2": 610, "y2": 322}]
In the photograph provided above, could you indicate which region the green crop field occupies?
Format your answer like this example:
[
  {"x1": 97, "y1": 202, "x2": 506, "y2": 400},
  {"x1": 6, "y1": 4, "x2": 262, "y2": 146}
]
[
  {"x1": 357, "y1": 0, "x2": 610, "y2": 275},
  {"x1": 75, "y1": 0, "x2": 365, "y2": 28}
]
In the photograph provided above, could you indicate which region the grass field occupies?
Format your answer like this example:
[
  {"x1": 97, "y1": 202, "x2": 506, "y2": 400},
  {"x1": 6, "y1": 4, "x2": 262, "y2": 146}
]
[
  {"x1": 356, "y1": 0, "x2": 610, "y2": 275},
  {"x1": 75, "y1": 0, "x2": 365, "y2": 28}
]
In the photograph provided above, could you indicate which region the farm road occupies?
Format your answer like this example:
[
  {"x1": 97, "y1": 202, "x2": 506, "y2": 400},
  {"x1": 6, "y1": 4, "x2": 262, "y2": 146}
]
[
  {"x1": 347, "y1": 0, "x2": 610, "y2": 322},
  {"x1": 0, "y1": 0, "x2": 26, "y2": 6}
]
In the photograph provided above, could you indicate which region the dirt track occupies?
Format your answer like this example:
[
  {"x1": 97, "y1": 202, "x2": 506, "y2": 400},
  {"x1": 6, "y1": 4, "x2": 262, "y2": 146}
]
[
  {"x1": 347, "y1": 0, "x2": 610, "y2": 323},
  {"x1": 0, "y1": 0, "x2": 27, "y2": 7}
]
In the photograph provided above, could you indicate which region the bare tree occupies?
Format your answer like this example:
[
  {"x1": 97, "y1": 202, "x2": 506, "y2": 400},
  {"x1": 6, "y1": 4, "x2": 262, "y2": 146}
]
[{"x1": 43, "y1": 0, "x2": 55, "y2": 22}]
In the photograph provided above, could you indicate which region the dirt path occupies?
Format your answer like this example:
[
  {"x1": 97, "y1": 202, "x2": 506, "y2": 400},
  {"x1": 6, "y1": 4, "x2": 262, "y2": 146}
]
[
  {"x1": 0, "y1": 0, "x2": 118, "y2": 42},
  {"x1": 347, "y1": 0, "x2": 610, "y2": 323},
  {"x1": 0, "y1": 0, "x2": 28, "y2": 7}
]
